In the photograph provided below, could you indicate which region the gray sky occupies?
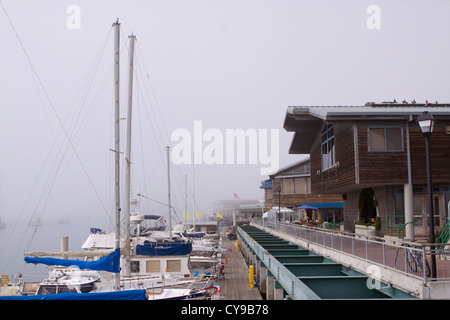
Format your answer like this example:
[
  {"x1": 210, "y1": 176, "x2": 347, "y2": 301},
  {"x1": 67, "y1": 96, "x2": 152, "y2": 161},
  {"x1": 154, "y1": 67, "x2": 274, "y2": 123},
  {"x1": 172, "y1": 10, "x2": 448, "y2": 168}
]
[{"x1": 1, "y1": 0, "x2": 450, "y2": 228}]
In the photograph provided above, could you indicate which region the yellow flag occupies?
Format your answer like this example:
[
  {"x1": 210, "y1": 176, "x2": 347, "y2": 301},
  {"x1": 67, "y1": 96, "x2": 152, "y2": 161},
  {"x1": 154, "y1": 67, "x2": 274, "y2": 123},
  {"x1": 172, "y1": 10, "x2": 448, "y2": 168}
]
[
  {"x1": 183, "y1": 213, "x2": 191, "y2": 219},
  {"x1": 216, "y1": 211, "x2": 223, "y2": 219},
  {"x1": 195, "y1": 211, "x2": 202, "y2": 217}
]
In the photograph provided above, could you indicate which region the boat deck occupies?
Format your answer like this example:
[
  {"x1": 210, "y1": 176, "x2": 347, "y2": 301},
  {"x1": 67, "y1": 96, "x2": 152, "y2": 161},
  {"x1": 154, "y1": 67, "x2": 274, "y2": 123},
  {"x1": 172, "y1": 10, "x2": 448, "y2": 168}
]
[{"x1": 218, "y1": 237, "x2": 262, "y2": 300}]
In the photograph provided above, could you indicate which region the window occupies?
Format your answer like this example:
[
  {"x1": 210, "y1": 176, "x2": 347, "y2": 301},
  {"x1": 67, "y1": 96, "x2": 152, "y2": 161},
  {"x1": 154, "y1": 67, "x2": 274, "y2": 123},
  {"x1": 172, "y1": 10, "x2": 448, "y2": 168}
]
[
  {"x1": 166, "y1": 260, "x2": 181, "y2": 272},
  {"x1": 282, "y1": 178, "x2": 294, "y2": 194},
  {"x1": 131, "y1": 260, "x2": 140, "y2": 273},
  {"x1": 294, "y1": 177, "x2": 310, "y2": 194},
  {"x1": 146, "y1": 260, "x2": 160, "y2": 273},
  {"x1": 369, "y1": 127, "x2": 403, "y2": 151},
  {"x1": 321, "y1": 125, "x2": 335, "y2": 170},
  {"x1": 37, "y1": 286, "x2": 56, "y2": 295},
  {"x1": 281, "y1": 177, "x2": 310, "y2": 194},
  {"x1": 58, "y1": 285, "x2": 78, "y2": 293}
]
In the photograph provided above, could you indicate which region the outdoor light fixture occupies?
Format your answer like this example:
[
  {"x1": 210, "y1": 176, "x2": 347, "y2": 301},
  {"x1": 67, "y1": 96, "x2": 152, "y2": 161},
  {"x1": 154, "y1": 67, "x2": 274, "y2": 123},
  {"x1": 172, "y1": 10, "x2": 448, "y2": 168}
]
[
  {"x1": 417, "y1": 111, "x2": 435, "y2": 136},
  {"x1": 417, "y1": 111, "x2": 437, "y2": 279}
]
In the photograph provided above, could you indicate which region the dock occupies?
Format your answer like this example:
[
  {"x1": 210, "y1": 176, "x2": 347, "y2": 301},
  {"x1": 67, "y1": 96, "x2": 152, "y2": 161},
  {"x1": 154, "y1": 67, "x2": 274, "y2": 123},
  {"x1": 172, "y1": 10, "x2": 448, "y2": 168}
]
[
  {"x1": 236, "y1": 225, "x2": 418, "y2": 300},
  {"x1": 218, "y1": 237, "x2": 263, "y2": 300}
]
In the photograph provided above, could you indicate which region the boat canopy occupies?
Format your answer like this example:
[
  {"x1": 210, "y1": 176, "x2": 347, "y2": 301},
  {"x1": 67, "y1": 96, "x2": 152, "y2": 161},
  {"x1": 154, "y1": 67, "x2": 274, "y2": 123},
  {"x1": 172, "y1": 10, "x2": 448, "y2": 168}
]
[
  {"x1": 24, "y1": 248, "x2": 120, "y2": 273},
  {"x1": 0, "y1": 289, "x2": 146, "y2": 300},
  {"x1": 136, "y1": 241, "x2": 192, "y2": 256}
]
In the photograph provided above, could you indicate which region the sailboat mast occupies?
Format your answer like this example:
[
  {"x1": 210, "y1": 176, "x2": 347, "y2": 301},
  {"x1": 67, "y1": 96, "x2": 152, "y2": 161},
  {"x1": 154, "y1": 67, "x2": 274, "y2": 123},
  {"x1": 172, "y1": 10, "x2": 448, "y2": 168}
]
[
  {"x1": 123, "y1": 34, "x2": 136, "y2": 276},
  {"x1": 166, "y1": 146, "x2": 172, "y2": 240},
  {"x1": 113, "y1": 19, "x2": 121, "y2": 290},
  {"x1": 184, "y1": 174, "x2": 188, "y2": 228},
  {"x1": 192, "y1": 152, "x2": 196, "y2": 230}
]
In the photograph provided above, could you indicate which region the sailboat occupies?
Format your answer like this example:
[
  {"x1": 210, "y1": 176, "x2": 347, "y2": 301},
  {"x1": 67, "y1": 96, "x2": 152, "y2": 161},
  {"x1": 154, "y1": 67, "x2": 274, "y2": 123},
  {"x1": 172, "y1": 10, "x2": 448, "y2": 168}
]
[{"x1": 1, "y1": 21, "x2": 218, "y2": 300}]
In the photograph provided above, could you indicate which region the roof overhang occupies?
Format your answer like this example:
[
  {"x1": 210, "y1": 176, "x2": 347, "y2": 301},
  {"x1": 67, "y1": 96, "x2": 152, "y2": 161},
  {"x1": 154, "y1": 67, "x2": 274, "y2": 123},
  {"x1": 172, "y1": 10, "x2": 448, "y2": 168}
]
[{"x1": 284, "y1": 104, "x2": 450, "y2": 154}]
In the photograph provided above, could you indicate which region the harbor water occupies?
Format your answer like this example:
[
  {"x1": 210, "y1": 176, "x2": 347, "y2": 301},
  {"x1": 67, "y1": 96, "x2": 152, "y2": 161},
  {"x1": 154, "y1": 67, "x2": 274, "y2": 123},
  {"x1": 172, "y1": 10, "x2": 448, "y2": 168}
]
[{"x1": 0, "y1": 217, "x2": 110, "y2": 282}]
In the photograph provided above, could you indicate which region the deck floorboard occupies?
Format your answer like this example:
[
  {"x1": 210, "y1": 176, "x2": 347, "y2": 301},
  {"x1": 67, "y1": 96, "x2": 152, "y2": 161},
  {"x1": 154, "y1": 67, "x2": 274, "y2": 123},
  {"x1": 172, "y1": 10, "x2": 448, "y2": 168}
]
[{"x1": 218, "y1": 237, "x2": 262, "y2": 300}]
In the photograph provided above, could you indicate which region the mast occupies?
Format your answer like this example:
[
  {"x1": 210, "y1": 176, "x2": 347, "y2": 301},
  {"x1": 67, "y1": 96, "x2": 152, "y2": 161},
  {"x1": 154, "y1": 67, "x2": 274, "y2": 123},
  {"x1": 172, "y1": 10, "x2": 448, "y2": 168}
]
[
  {"x1": 192, "y1": 152, "x2": 196, "y2": 231},
  {"x1": 184, "y1": 174, "x2": 188, "y2": 229},
  {"x1": 113, "y1": 19, "x2": 121, "y2": 290},
  {"x1": 123, "y1": 34, "x2": 136, "y2": 276},
  {"x1": 166, "y1": 146, "x2": 172, "y2": 240}
]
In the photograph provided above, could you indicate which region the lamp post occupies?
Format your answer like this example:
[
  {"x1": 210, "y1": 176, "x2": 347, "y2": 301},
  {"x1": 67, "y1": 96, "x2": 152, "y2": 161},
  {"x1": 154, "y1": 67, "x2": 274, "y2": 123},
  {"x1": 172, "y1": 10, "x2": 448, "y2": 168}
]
[{"x1": 417, "y1": 111, "x2": 437, "y2": 279}]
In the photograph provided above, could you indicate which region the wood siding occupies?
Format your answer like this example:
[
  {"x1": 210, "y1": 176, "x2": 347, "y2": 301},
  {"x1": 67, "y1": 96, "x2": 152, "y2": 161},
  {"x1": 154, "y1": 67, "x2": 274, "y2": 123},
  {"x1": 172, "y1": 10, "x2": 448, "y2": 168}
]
[
  {"x1": 270, "y1": 178, "x2": 342, "y2": 208},
  {"x1": 358, "y1": 121, "x2": 408, "y2": 185},
  {"x1": 409, "y1": 122, "x2": 450, "y2": 184},
  {"x1": 310, "y1": 122, "x2": 356, "y2": 193},
  {"x1": 310, "y1": 119, "x2": 450, "y2": 193}
]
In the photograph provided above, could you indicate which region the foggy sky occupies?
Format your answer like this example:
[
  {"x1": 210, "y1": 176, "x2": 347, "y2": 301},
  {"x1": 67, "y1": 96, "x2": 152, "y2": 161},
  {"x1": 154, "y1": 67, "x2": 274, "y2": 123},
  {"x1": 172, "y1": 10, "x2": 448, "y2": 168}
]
[{"x1": 1, "y1": 0, "x2": 450, "y2": 228}]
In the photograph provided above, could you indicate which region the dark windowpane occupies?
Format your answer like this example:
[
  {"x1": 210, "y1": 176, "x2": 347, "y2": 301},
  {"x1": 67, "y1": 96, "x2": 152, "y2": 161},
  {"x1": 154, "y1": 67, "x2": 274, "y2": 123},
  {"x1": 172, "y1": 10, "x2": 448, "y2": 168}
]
[
  {"x1": 386, "y1": 128, "x2": 402, "y2": 150},
  {"x1": 370, "y1": 128, "x2": 385, "y2": 150}
]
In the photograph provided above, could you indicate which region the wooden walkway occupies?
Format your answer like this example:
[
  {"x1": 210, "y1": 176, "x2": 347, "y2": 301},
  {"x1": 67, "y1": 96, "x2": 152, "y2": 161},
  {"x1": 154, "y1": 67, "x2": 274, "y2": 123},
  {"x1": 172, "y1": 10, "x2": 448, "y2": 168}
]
[{"x1": 218, "y1": 237, "x2": 263, "y2": 300}]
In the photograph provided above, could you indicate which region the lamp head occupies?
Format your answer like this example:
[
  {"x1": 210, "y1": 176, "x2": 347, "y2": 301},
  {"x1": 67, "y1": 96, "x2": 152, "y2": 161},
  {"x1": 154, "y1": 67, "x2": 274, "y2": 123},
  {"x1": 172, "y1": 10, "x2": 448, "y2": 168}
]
[{"x1": 417, "y1": 111, "x2": 435, "y2": 136}]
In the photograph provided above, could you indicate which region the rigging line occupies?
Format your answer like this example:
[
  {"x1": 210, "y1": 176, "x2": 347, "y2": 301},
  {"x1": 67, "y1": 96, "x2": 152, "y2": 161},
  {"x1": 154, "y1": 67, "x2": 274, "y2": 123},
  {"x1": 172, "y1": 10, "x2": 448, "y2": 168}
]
[
  {"x1": 134, "y1": 45, "x2": 167, "y2": 150},
  {"x1": 0, "y1": 2, "x2": 110, "y2": 219},
  {"x1": 134, "y1": 66, "x2": 171, "y2": 204},
  {"x1": 28, "y1": 28, "x2": 113, "y2": 223},
  {"x1": 64, "y1": 28, "x2": 113, "y2": 144},
  {"x1": 135, "y1": 79, "x2": 152, "y2": 212},
  {"x1": 18, "y1": 31, "x2": 115, "y2": 257},
  {"x1": 134, "y1": 50, "x2": 185, "y2": 208},
  {"x1": 134, "y1": 44, "x2": 195, "y2": 215},
  {"x1": 135, "y1": 43, "x2": 170, "y2": 141},
  {"x1": 134, "y1": 43, "x2": 195, "y2": 221}
]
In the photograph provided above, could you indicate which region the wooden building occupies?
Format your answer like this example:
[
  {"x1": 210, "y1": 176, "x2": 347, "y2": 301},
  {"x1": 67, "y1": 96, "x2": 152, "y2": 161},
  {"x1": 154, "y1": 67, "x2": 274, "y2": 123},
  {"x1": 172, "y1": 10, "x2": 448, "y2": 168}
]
[
  {"x1": 283, "y1": 103, "x2": 450, "y2": 239},
  {"x1": 261, "y1": 158, "x2": 342, "y2": 224}
]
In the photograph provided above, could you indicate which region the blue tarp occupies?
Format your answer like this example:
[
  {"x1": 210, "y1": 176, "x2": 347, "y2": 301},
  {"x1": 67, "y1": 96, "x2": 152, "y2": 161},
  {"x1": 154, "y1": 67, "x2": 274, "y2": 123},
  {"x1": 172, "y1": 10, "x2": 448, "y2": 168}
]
[
  {"x1": 259, "y1": 179, "x2": 272, "y2": 189},
  {"x1": 136, "y1": 241, "x2": 192, "y2": 256},
  {"x1": 24, "y1": 248, "x2": 120, "y2": 273},
  {"x1": 0, "y1": 289, "x2": 147, "y2": 300}
]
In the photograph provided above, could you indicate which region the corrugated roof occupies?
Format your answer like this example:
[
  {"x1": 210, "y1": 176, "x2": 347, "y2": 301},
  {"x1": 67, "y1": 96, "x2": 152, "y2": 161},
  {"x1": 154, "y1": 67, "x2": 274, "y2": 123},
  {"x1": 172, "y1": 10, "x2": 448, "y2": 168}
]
[{"x1": 287, "y1": 105, "x2": 450, "y2": 120}]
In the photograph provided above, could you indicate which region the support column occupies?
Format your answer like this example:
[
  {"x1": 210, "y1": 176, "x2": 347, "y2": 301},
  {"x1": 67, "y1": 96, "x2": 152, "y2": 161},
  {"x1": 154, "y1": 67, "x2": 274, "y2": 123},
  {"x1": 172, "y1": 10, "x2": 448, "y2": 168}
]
[
  {"x1": 266, "y1": 270, "x2": 274, "y2": 300},
  {"x1": 404, "y1": 183, "x2": 415, "y2": 241},
  {"x1": 405, "y1": 119, "x2": 415, "y2": 241},
  {"x1": 60, "y1": 236, "x2": 68, "y2": 260},
  {"x1": 274, "y1": 280, "x2": 285, "y2": 300},
  {"x1": 259, "y1": 262, "x2": 267, "y2": 298},
  {"x1": 255, "y1": 256, "x2": 260, "y2": 280}
]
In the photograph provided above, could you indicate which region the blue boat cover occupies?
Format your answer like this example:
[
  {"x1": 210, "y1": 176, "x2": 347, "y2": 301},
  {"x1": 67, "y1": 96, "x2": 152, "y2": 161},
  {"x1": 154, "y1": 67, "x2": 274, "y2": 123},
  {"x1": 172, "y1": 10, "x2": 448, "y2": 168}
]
[
  {"x1": 24, "y1": 248, "x2": 120, "y2": 273},
  {"x1": 90, "y1": 227, "x2": 103, "y2": 234},
  {"x1": 136, "y1": 241, "x2": 192, "y2": 256},
  {"x1": 0, "y1": 289, "x2": 146, "y2": 300}
]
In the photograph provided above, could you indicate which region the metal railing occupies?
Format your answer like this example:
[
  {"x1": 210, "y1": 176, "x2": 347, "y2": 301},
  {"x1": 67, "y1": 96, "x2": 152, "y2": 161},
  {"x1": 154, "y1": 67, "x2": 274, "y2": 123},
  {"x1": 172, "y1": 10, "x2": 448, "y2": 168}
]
[{"x1": 252, "y1": 219, "x2": 450, "y2": 283}]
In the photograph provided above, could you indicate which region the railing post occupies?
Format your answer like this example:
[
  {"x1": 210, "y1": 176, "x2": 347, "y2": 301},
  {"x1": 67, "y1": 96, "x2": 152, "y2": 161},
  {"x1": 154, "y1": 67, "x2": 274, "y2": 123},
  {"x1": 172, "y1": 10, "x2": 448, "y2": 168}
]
[
  {"x1": 366, "y1": 238, "x2": 369, "y2": 260},
  {"x1": 422, "y1": 246, "x2": 428, "y2": 283},
  {"x1": 352, "y1": 237, "x2": 355, "y2": 255}
]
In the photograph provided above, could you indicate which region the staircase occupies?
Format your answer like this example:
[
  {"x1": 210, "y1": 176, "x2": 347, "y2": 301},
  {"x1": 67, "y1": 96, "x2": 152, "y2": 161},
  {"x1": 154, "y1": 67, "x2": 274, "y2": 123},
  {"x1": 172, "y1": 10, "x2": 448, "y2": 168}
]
[{"x1": 436, "y1": 220, "x2": 450, "y2": 250}]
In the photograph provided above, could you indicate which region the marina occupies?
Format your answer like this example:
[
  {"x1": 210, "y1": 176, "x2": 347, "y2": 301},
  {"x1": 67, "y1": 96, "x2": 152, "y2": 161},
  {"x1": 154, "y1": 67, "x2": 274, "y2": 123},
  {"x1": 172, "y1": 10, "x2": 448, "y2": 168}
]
[{"x1": 1, "y1": 1, "x2": 450, "y2": 306}]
